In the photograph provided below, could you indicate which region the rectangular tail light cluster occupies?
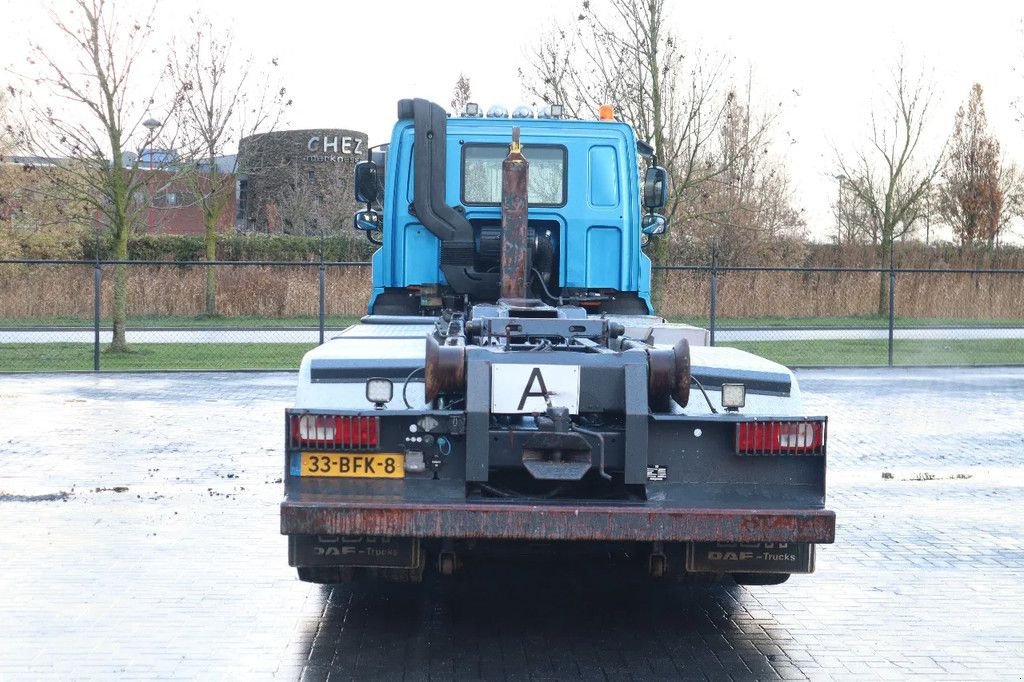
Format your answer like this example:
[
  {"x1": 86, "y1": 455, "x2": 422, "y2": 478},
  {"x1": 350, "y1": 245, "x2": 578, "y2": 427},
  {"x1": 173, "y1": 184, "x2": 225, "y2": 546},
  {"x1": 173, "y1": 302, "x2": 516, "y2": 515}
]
[
  {"x1": 289, "y1": 414, "x2": 379, "y2": 451},
  {"x1": 735, "y1": 419, "x2": 826, "y2": 456}
]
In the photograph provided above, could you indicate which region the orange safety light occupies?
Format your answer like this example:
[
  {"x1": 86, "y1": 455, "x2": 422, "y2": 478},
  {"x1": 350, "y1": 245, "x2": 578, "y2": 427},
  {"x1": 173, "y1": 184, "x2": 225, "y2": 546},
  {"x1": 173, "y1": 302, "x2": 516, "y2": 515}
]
[{"x1": 598, "y1": 104, "x2": 615, "y2": 121}]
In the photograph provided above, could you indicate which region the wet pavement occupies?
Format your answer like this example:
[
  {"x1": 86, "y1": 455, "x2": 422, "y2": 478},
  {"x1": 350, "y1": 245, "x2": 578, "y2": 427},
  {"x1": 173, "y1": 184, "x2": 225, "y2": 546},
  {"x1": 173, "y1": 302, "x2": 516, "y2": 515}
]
[{"x1": 1, "y1": 368, "x2": 1024, "y2": 680}]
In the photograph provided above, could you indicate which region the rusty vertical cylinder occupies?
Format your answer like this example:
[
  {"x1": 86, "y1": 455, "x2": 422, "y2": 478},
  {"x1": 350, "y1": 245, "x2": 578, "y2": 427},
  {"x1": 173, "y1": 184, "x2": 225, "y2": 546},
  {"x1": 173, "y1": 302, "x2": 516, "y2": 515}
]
[{"x1": 500, "y1": 127, "x2": 530, "y2": 300}]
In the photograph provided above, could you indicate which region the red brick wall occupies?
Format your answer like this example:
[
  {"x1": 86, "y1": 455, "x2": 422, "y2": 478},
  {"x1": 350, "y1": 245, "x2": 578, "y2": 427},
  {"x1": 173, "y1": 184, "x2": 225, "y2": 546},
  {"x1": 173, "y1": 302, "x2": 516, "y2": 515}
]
[{"x1": 143, "y1": 170, "x2": 236, "y2": 235}]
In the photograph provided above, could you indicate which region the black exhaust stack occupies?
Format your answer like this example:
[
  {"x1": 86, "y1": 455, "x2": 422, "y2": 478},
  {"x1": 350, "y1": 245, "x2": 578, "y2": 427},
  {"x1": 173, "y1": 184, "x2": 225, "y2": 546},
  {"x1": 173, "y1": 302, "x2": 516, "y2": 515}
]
[
  {"x1": 400, "y1": 98, "x2": 499, "y2": 302},
  {"x1": 400, "y1": 98, "x2": 551, "y2": 314}
]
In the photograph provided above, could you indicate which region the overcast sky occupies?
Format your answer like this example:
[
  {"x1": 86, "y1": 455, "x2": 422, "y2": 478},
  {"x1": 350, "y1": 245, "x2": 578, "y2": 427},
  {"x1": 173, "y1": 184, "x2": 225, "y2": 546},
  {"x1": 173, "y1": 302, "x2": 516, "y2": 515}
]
[{"x1": 3, "y1": 0, "x2": 1024, "y2": 243}]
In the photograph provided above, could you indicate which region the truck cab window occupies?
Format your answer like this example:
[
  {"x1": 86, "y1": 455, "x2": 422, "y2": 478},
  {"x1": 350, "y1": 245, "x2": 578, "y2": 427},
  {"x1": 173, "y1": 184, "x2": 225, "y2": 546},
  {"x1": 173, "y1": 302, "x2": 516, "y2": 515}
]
[{"x1": 462, "y1": 144, "x2": 566, "y2": 206}]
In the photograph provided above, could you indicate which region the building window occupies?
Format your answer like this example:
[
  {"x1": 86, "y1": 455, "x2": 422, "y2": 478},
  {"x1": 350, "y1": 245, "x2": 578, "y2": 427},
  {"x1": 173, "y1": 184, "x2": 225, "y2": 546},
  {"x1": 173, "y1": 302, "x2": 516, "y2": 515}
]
[
  {"x1": 164, "y1": 192, "x2": 177, "y2": 207},
  {"x1": 307, "y1": 170, "x2": 315, "y2": 181},
  {"x1": 316, "y1": 194, "x2": 325, "y2": 206}
]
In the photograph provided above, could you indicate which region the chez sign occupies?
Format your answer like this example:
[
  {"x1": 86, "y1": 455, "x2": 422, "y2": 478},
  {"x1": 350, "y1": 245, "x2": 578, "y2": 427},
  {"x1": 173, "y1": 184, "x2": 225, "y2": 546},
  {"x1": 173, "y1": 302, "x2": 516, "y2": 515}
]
[{"x1": 305, "y1": 134, "x2": 364, "y2": 162}]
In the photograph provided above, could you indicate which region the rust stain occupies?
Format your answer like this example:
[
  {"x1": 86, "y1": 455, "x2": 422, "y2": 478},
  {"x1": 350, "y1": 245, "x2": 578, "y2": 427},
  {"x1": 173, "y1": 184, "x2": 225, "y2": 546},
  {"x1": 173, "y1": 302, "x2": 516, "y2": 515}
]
[
  {"x1": 282, "y1": 501, "x2": 836, "y2": 543},
  {"x1": 499, "y1": 126, "x2": 530, "y2": 300}
]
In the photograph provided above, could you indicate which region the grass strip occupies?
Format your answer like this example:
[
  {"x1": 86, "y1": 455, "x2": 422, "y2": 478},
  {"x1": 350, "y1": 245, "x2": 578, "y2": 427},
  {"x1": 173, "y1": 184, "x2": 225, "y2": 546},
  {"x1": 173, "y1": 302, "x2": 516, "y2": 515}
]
[
  {"x1": 0, "y1": 343, "x2": 316, "y2": 371},
  {"x1": 3, "y1": 338, "x2": 1024, "y2": 372},
  {"x1": 722, "y1": 338, "x2": 1024, "y2": 366},
  {"x1": 671, "y1": 315, "x2": 1024, "y2": 329}
]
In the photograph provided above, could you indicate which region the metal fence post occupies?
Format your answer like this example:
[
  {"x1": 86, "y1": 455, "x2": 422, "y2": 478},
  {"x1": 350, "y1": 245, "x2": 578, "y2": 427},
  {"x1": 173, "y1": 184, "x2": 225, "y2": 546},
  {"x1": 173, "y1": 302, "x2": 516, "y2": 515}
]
[
  {"x1": 709, "y1": 242, "x2": 718, "y2": 347},
  {"x1": 93, "y1": 233, "x2": 101, "y2": 371},
  {"x1": 887, "y1": 239, "x2": 895, "y2": 367}
]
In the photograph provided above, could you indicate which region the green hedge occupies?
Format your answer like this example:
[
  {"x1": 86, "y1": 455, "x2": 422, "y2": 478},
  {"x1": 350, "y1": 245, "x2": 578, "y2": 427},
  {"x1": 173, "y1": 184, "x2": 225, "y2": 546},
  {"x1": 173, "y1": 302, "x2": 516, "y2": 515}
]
[{"x1": 80, "y1": 232, "x2": 376, "y2": 262}]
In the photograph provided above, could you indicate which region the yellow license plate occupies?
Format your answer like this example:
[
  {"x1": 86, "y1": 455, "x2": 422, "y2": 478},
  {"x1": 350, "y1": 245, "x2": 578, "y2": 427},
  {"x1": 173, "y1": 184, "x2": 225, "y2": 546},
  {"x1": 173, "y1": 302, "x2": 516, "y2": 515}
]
[{"x1": 300, "y1": 453, "x2": 404, "y2": 478}]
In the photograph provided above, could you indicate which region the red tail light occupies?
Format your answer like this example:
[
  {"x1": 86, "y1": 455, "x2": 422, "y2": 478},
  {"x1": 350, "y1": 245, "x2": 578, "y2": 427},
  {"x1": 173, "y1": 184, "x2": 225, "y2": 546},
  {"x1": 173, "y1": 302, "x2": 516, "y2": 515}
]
[
  {"x1": 289, "y1": 414, "x2": 379, "y2": 451},
  {"x1": 736, "y1": 419, "x2": 826, "y2": 456}
]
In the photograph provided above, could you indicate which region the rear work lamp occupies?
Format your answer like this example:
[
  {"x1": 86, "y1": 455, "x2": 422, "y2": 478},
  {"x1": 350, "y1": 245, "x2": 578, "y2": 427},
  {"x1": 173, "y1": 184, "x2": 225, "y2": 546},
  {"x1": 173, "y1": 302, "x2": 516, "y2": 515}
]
[
  {"x1": 721, "y1": 383, "x2": 746, "y2": 410},
  {"x1": 366, "y1": 378, "x2": 394, "y2": 407}
]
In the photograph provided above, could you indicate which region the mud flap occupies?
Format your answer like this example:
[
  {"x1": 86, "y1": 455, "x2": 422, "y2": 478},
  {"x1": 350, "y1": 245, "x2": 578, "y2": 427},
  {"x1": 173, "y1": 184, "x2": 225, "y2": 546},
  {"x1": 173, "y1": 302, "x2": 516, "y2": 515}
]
[
  {"x1": 289, "y1": 535, "x2": 420, "y2": 569},
  {"x1": 686, "y1": 542, "x2": 814, "y2": 574}
]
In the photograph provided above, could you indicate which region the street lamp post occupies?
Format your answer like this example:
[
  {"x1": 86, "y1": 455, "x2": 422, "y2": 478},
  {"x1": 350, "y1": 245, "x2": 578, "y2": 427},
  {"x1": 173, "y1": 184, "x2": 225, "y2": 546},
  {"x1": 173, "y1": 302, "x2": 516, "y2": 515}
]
[
  {"x1": 142, "y1": 117, "x2": 162, "y2": 232},
  {"x1": 924, "y1": 195, "x2": 931, "y2": 246},
  {"x1": 834, "y1": 174, "x2": 846, "y2": 245}
]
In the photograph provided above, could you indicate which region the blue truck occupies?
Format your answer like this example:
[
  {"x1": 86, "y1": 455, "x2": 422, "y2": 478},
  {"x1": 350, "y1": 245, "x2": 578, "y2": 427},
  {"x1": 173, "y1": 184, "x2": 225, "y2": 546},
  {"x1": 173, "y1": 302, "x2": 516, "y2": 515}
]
[{"x1": 280, "y1": 98, "x2": 834, "y2": 584}]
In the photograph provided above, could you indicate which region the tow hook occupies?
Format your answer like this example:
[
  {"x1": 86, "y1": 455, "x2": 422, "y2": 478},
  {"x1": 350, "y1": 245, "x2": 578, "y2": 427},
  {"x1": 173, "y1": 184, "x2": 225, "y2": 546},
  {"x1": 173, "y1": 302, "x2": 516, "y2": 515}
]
[
  {"x1": 648, "y1": 542, "x2": 667, "y2": 578},
  {"x1": 522, "y1": 406, "x2": 593, "y2": 481}
]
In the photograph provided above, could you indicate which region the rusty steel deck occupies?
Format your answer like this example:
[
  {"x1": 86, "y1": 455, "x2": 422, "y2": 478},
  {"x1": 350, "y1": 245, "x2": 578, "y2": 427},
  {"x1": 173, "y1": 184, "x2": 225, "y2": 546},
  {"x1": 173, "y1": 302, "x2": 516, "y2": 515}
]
[{"x1": 281, "y1": 498, "x2": 836, "y2": 543}]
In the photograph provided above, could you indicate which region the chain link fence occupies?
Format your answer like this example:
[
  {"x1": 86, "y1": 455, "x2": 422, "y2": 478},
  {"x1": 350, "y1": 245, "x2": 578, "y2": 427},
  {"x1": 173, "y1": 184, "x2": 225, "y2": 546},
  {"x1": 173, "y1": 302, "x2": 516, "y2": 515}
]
[
  {"x1": 653, "y1": 262, "x2": 1024, "y2": 367},
  {"x1": 2, "y1": 258, "x2": 1023, "y2": 371}
]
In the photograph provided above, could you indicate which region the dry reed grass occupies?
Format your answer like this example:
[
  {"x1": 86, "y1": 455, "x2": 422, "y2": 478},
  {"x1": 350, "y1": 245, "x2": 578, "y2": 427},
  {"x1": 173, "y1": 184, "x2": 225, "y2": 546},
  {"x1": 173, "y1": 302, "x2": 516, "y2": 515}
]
[
  {"x1": 1, "y1": 263, "x2": 1021, "y2": 321},
  {"x1": 0, "y1": 263, "x2": 372, "y2": 319},
  {"x1": 654, "y1": 269, "x2": 1024, "y2": 320}
]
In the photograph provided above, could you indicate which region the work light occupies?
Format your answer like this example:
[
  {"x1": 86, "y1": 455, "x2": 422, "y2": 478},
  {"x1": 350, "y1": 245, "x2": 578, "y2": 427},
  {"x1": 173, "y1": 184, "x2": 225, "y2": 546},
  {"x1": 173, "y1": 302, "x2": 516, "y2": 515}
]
[
  {"x1": 511, "y1": 104, "x2": 534, "y2": 119},
  {"x1": 540, "y1": 104, "x2": 565, "y2": 119},
  {"x1": 366, "y1": 378, "x2": 394, "y2": 406},
  {"x1": 721, "y1": 383, "x2": 746, "y2": 410}
]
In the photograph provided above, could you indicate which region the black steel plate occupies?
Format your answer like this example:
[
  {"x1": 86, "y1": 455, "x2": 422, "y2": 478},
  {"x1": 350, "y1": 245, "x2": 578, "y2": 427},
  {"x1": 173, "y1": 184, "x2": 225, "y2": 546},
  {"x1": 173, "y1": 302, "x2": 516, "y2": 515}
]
[
  {"x1": 686, "y1": 541, "x2": 814, "y2": 574},
  {"x1": 289, "y1": 535, "x2": 420, "y2": 568}
]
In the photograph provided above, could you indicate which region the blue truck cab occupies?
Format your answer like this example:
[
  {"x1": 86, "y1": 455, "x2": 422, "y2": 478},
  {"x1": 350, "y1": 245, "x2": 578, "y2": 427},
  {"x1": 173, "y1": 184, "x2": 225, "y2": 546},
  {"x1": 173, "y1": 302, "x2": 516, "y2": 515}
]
[{"x1": 357, "y1": 99, "x2": 663, "y2": 316}]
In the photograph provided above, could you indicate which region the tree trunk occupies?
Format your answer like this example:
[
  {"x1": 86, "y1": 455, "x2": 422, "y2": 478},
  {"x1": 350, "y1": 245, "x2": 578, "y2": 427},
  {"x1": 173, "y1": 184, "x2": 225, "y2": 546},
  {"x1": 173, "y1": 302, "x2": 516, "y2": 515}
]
[
  {"x1": 204, "y1": 213, "x2": 217, "y2": 316},
  {"x1": 877, "y1": 238, "x2": 890, "y2": 317},
  {"x1": 204, "y1": 165, "x2": 220, "y2": 317},
  {"x1": 110, "y1": 221, "x2": 130, "y2": 352}
]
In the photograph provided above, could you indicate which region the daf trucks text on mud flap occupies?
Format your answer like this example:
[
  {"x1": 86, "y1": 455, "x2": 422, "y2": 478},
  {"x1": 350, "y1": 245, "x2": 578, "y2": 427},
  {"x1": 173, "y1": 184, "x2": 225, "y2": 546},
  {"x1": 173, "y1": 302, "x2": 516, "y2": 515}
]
[{"x1": 281, "y1": 99, "x2": 834, "y2": 585}]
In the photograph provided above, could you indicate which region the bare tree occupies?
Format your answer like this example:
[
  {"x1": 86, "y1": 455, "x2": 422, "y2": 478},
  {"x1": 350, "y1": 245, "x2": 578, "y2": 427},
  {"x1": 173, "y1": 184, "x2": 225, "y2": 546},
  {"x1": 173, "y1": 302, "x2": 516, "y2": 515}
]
[
  {"x1": 996, "y1": 163, "x2": 1024, "y2": 244},
  {"x1": 274, "y1": 166, "x2": 318, "y2": 237},
  {"x1": 449, "y1": 73, "x2": 472, "y2": 115},
  {"x1": 519, "y1": 0, "x2": 775, "y2": 252},
  {"x1": 835, "y1": 60, "x2": 943, "y2": 314},
  {"x1": 938, "y1": 84, "x2": 1002, "y2": 246},
  {"x1": 831, "y1": 173, "x2": 919, "y2": 247},
  {"x1": 0, "y1": 91, "x2": 19, "y2": 226},
  {"x1": 276, "y1": 161, "x2": 356, "y2": 239},
  {"x1": 679, "y1": 83, "x2": 805, "y2": 262},
  {"x1": 832, "y1": 176, "x2": 871, "y2": 245},
  {"x1": 0, "y1": 91, "x2": 15, "y2": 157},
  {"x1": 8, "y1": 0, "x2": 174, "y2": 351},
  {"x1": 169, "y1": 14, "x2": 289, "y2": 316}
]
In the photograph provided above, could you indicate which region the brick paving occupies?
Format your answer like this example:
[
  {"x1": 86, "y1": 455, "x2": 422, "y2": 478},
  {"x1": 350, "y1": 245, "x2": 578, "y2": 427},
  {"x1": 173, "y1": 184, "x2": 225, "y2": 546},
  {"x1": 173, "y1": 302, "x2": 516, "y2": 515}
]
[{"x1": 1, "y1": 368, "x2": 1023, "y2": 680}]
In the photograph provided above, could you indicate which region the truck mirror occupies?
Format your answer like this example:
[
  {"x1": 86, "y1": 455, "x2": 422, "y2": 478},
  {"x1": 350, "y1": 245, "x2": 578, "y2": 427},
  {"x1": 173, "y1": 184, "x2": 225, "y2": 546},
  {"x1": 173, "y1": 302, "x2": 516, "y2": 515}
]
[
  {"x1": 354, "y1": 209, "x2": 382, "y2": 232},
  {"x1": 642, "y1": 213, "x2": 667, "y2": 236},
  {"x1": 643, "y1": 166, "x2": 668, "y2": 210},
  {"x1": 354, "y1": 161, "x2": 381, "y2": 205}
]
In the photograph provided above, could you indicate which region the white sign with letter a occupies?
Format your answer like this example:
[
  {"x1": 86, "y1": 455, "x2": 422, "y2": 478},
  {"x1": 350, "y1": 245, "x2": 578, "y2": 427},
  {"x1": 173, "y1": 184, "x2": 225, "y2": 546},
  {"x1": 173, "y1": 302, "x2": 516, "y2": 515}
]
[{"x1": 490, "y1": 364, "x2": 581, "y2": 414}]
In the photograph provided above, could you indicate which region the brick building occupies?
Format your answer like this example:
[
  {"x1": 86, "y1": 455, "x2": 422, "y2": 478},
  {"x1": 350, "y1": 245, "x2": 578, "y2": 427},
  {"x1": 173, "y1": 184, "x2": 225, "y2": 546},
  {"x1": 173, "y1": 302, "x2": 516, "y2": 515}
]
[
  {"x1": 236, "y1": 129, "x2": 368, "y2": 234},
  {"x1": 142, "y1": 167, "x2": 236, "y2": 235},
  {"x1": 4, "y1": 127, "x2": 368, "y2": 236}
]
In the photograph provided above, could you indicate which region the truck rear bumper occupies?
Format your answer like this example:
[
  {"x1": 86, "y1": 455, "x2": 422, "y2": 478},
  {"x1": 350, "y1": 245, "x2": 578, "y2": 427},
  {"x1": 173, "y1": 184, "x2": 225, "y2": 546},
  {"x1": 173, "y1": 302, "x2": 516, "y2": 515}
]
[{"x1": 280, "y1": 499, "x2": 836, "y2": 544}]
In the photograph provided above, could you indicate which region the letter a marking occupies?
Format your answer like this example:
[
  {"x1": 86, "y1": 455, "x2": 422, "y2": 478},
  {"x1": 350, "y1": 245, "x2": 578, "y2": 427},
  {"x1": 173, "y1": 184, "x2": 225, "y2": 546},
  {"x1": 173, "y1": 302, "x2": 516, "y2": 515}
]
[{"x1": 517, "y1": 367, "x2": 550, "y2": 411}]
